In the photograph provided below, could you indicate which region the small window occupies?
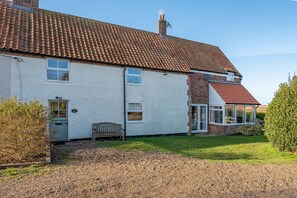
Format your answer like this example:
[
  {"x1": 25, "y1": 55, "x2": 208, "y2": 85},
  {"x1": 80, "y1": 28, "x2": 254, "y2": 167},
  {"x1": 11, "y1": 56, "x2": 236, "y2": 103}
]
[
  {"x1": 127, "y1": 102, "x2": 143, "y2": 121},
  {"x1": 210, "y1": 106, "x2": 223, "y2": 124},
  {"x1": 50, "y1": 101, "x2": 67, "y2": 118},
  {"x1": 227, "y1": 72, "x2": 235, "y2": 81},
  {"x1": 127, "y1": 68, "x2": 142, "y2": 84},
  {"x1": 47, "y1": 59, "x2": 69, "y2": 81}
]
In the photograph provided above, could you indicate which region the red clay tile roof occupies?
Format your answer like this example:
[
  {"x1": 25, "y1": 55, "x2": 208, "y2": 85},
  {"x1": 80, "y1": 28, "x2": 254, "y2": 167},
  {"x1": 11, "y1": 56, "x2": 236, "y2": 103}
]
[
  {"x1": 210, "y1": 82, "x2": 260, "y2": 105},
  {"x1": 0, "y1": 3, "x2": 241, "y2": 75}
]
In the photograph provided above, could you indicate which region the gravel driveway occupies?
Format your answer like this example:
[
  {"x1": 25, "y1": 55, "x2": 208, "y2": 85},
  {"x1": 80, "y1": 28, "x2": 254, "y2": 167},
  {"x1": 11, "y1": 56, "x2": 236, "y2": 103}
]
[{"x1": 1, "y1": 141, "x2": 297, "y2": 198}]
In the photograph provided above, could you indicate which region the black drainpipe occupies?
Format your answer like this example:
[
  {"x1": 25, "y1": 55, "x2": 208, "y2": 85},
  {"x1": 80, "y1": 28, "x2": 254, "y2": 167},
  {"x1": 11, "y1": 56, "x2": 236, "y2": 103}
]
[{"x1": 123, "y1": 68, "x2": 127, "y2": 140}]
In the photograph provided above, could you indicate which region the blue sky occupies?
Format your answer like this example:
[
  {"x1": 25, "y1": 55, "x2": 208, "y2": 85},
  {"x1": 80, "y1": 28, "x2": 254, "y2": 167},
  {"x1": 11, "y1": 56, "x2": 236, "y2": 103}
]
[{"x1": 40, "y1": 0, "x2": 297, "y2": 104}]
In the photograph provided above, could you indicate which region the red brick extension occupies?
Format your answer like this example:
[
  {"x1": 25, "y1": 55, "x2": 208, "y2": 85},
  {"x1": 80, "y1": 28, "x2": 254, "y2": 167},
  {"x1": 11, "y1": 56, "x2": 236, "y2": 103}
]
[{"x1": 189, "y1": 72, "x2": 242, "y2": 135}]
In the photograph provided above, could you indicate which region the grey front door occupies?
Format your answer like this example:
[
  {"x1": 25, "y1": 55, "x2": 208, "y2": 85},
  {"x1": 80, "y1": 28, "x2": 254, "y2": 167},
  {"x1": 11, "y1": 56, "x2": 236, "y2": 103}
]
[{"x1": 49, "y1": 100, "x2": 68, "y2": 141}]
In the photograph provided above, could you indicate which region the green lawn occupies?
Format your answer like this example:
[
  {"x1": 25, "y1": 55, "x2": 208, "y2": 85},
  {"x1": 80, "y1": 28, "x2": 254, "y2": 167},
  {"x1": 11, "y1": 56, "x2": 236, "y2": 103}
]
[
  {"x1": 0, "y1": 165, "x2": 50, "y2": 182},
  {"x1": 98, "y1": 135, "x2": 297, "y2": 164}
]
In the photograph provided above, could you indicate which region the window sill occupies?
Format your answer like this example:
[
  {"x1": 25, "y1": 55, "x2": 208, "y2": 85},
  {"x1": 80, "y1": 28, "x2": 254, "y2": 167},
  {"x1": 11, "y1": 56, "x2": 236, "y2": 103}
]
[
  {"x1": 127, "y1": 121, "x2": 145, "y2": 124},
  {"x1": 210, "y1": 122, "x2": 256, "y2": 126},
  {"x1": 45, "y1": 80, "x2": 71, "y2": 83},
  {"x1": 126, "y1": 83, "x2": 143, "y2": 86}
]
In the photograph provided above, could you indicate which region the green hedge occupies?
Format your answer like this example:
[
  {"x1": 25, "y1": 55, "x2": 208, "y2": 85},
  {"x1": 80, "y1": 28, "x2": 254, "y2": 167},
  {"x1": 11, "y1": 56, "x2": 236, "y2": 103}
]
[
  {"x1": 0, "y1": 98, "x2": 49, "y2": 164},
  {"x1": 265, "y1": 76, "x2": 297, "y2": 152}
]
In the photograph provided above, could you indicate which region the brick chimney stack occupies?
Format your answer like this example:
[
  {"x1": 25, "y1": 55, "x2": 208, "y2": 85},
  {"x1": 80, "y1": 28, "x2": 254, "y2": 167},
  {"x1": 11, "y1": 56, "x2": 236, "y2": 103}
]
[
  {"x1": 13, "y1": 0, "x2": 39, "y2": 9},
  {"x1": 158, "y1": 12, "x2": 167, "y2": 35}
]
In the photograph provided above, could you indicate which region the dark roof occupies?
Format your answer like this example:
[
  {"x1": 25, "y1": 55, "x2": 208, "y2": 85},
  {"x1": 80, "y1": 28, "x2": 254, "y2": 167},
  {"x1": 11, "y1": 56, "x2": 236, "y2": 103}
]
[
  {"x1": 210, "y1": 82, "x2": 260, "y2": 105},
  {"x1": 0, "y1": 3, "x2": 241, "y2": 75}
]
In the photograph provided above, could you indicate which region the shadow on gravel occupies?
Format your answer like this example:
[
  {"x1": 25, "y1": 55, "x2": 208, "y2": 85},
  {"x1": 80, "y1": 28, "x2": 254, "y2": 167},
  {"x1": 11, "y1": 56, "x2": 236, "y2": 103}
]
[{"x1": 51, "y1": 141, "x2": 97, "y2": 164}]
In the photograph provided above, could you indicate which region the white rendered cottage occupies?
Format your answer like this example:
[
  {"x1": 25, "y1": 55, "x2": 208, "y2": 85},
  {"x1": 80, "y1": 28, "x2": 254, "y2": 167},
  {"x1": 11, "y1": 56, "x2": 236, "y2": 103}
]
[{"x1": 0, "y1": 0, "x2": 259, "y2": 141}]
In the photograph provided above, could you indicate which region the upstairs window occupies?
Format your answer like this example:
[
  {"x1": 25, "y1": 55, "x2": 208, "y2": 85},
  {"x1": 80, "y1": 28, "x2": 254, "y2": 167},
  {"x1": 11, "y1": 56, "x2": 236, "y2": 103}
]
[
  {"x1": 227, "y1": 72, "x2": 235, "y2": 81},
  {"x1": 127, "y1": 102, "x2": 143, "y2": 122},
  {"x1": 127, "y1": 68, "x2": 142, "y2": 84},
  {"x1": 47, "y1": 59, "x2": 69, "y2": 81}
]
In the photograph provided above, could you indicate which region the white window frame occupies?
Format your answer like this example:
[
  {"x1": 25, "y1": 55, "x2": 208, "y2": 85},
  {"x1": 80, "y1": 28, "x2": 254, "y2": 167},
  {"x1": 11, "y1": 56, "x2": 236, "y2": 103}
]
[
  {"x1": 126, "y1": 68, "x2": 143, "y2": 85},
  {"x1": 127, "y1": 102, "x2": 144, "y2": 123},
  {"x1": 245, "y1": 106, "x2": 256, "y2": 124},
  {"x1": 46, "y1": 59, "x2": 70, "y2": 82},
  {"x1": 223, "y1": 105, "x2": 256, "y2": 125},
  {"x1": 209, "y1": 105, "x2": 223, "y2": 124},
  {"x1": 192, "y1": 104, "x2": 208, "y2": 133},
  {"x1": 227, "y1": 72, "x2": 235, "y2": 81}
]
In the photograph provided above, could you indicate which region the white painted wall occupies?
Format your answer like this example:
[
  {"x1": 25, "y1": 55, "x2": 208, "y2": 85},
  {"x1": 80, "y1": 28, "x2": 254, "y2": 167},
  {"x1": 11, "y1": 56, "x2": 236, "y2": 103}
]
[
  {"x1": 9, "y1": 55, "x2": 124, "y2": 140},
  {"x1": 0, "y1": 56, "x2": 12, "y2": 99},
  {"x1": 126, "y1": 70, "x2": 189, "y2": 136},
  {"x1": 6, "y1": 54, "x2": 189, "y2": 139},
  {"x1": 209, "y1": 84, "x2": 225, "y2": 106}
]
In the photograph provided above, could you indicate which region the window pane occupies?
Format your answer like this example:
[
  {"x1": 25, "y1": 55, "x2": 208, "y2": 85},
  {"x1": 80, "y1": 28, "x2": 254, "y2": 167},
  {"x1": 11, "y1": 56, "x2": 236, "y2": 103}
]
[
  {"x1": 51, "y1": 110, "x2": 59, "y2": 118},
  {"x1": 50, "y1": 102, "x2": 59, "y2": 110},
  {"x1": 59, "y1": 110, "x2": 67, "y2": 118},
  {"x1": 48, "y1": 59, "x2": 58, "y2": 68},
  {"x1": 236, "y1": 106, "x2": 245, "y2": 123},
  {"x1": 128, "y1": 112, "x2": 143, "y2": 121},
  {"x1": 128, "y1": 103, "x2": 142, "y2": 111},
  {"x1": 210, "y1": 110, "x2": 223, "y2": 124},
  {"x1": 215, "y1": 111, "x2": 223, "y2": 123},
  {"x1": 192, "y1": 106, "x2": 198, "y2": 130},
  {"x1": 127, "y1": 76, "x2": 142, "y2": 84},
  {"x1": 59, "y1": 102, "x2": 67, "y2": 110},
  {"x1": 210, "y1": 106, "x2": 222, "y2": 109},
  {"x1": 59, "y1": 71, "x2": 69, "y2": 81},
  {"x1": 227, "y1": 73, "x2": 234, "y2": 81},
  {"x1": 47, "y1": 69, "x2": 58, "y2": 80},
  {"x1": 245, "y1": 106, "x2": 255, "y2": 123},
  {"x1": 225, "y1": 105, "x2": 235, "y2": 124},
  {"x1": 128, "y1": 68, "x2": 141, "y2": 75},
  {"x1": 59, "y1": 60, "x2": 69, "y2": 69},
  {"x1": 200, "y1": 106, "x2": 207, "y2": 130}
]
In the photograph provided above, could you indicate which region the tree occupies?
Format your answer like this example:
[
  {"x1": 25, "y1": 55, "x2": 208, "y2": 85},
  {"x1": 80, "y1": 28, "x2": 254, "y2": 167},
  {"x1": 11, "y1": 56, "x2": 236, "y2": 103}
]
[{"x1": 265, "y1": 75, "x2": 297, "y2": 152}]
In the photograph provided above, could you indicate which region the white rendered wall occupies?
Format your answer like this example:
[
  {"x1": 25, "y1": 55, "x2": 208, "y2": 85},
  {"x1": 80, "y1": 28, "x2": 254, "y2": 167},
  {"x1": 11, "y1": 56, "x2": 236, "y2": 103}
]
[
  {"x1": 10, "y1": 56, "x2": 124, "y2": 140},
  {"x1": 8, "y1": 55, "x2": 189, "y2": 139},
  {"x1": 0, "y1": 56, "x2": 12, "y2": 99},
  {"x1": 126, "y1": 70, "x2": 189, "y2": 136},
  {"x1": 209, "y1": 84, "x2": 225, "y2": 106}
]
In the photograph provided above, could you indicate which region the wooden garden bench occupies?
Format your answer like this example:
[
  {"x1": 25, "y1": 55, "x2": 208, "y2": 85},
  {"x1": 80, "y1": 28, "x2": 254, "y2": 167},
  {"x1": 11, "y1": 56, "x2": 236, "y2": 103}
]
[{"x1": 92, "y1": 122, "x2": 124, "y2": 141}]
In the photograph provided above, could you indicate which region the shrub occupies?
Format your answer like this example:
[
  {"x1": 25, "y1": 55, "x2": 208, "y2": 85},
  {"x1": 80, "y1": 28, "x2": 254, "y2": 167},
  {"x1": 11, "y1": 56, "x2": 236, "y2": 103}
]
[
  {"x1": 256, "y1": 112, "x2": 265, "y2": 121},
  {"x1": 236, "y1": 124, "x2": 263, "y2": 136},
  {"x1": 0, "y1": 98, "x2": 49, "y2": 164},
  {"x1": 265, "y1": 76, "x2": 297, "y2": 152}
]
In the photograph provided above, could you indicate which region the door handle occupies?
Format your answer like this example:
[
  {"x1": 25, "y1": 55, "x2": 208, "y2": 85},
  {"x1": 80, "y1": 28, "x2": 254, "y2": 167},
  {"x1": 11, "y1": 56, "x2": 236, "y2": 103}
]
[{"x1": 55, "y1": 123, "x2": 63, "y2": 126}]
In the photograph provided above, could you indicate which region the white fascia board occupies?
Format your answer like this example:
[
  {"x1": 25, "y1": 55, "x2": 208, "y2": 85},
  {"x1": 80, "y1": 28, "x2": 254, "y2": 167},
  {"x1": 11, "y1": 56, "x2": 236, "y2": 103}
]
[{"x1": 190, "y1": 70, "x2": 241, "y2": 79}]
